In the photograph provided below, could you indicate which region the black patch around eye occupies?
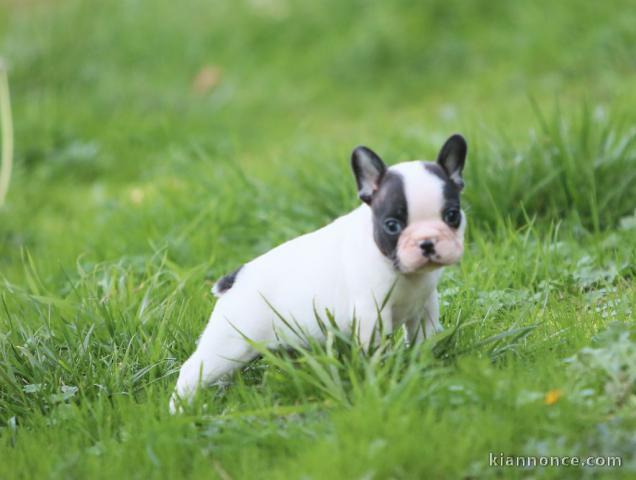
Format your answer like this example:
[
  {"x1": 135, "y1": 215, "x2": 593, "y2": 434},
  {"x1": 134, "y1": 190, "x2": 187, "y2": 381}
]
[
  {"x1": 371, "y1": 171, "x2": 408, "y2": 261},
  {"x1": 443, "y1": 208, "x2": 461, "y2": 228},
  {"x1": 424, "y1": 162, "x2": 462, "y2": 225},
  {"x1": 215, "y1": 265, "x2": 243, "y2": 294}
]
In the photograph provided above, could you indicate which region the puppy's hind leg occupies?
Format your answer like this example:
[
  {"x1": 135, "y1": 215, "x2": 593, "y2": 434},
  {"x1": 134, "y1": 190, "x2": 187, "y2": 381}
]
[{"x1": 170, "y1": 316, "x2": 258, "y2": 413}]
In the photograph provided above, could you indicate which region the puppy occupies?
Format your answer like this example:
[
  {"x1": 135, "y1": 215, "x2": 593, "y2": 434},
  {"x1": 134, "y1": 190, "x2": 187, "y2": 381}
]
[{"x1": 170, "y1": 134, "x2": 467, "y2": 412}]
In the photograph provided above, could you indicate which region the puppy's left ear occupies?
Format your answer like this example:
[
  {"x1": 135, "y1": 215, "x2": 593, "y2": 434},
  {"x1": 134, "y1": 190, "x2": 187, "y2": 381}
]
[
  {"x1": 351, "y1": 146, "x2": 387, "y2": 205},
  {"x1": 437, "y1": 134, "x2": 467, "y2": 190}
]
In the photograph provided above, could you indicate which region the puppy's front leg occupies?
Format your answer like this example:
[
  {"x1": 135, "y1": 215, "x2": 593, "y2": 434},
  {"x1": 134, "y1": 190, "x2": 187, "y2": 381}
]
[
  {"x1": 423, "y1": 290, "x2": 443, "y2": 338},
  {"x1": 405, "y1": 290, "x2": 442, "y2": 344}
]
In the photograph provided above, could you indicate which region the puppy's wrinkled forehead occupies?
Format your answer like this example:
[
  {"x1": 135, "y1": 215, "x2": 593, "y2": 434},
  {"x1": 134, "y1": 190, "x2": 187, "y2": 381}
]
[{"x1": 387, "y1": 162, "x2": 448, "y2": 222}]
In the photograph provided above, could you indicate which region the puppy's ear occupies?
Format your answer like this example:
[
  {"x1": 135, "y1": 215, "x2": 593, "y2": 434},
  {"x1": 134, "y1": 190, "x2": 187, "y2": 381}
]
[
  {"x1": 351, "y1": 146, "x2": 386, "y2": 205},
  {"x1": 437, "y1": 134, "x2": 467, "y2": 189}
]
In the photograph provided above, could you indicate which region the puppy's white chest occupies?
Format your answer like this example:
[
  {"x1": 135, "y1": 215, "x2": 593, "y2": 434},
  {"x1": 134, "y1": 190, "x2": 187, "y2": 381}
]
[{"x1": 390, "y1": 270, "x2": 441, "y2": 323}]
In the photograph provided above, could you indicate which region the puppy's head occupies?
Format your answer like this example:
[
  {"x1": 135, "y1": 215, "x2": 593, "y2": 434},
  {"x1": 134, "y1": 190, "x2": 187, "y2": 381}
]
[{"x1": 351, "y1": 134, "x2": 467, "y2": 274}]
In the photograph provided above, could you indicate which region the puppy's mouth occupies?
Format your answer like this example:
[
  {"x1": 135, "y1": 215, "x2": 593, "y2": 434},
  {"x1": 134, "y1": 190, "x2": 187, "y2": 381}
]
[
  {"x1": 417, "y1": 242, "x2": 446, "y2": 266},
  {"x1": 422, "y1": 256, "x2": 448, "y2": 270},
  {"x1": 395, "y1": 254, "x2": 446, "y2": 274},
  {"x1": 422, "y1": 251, "x2": 441, "y2": 263}
]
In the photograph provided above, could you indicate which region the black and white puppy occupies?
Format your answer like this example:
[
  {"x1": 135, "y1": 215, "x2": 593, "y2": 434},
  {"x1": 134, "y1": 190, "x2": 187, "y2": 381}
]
[{"x1": 171, "y1": 134, "x2": 467, "y2": 412}]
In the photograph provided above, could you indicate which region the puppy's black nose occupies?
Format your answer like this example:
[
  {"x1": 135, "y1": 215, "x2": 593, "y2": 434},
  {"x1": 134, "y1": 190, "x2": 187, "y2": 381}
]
[{"x1": 419, "y1": 239, "x2": 435, "y2": 256}]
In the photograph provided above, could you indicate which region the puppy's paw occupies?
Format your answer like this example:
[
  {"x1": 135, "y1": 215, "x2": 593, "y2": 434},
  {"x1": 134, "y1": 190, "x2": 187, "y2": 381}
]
[{"x1": 424, "y1": 319, "x2": 444, "y2": 339}]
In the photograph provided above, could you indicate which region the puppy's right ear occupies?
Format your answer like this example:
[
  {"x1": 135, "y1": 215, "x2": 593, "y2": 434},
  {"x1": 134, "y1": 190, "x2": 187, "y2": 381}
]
[
  {"x1": 351, "y1": 146, "x2": 386, "y2": 205},
  {"x1": 437, "y1": 134, "x2": 467, "y2": 190}
]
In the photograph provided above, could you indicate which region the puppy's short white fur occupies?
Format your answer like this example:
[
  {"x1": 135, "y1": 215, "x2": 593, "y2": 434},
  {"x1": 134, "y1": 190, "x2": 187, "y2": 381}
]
[{"x1": 171, "y1": 135, "x2": 468, "y2": 412}]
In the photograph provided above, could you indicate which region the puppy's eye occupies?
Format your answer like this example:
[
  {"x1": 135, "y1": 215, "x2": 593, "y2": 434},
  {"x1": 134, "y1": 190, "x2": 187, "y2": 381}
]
[
  {"x1": 443, "y1": 208, "x2": 461, "y2": 228},
  {"x1": 383, "y1": 218, "x2": 403, "y2": 235}
]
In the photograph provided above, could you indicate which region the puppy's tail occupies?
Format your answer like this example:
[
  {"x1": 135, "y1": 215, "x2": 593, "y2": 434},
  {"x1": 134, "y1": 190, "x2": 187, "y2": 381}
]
[{"x1": 211, "y1": 265, "x2": 243, "y2": 298}]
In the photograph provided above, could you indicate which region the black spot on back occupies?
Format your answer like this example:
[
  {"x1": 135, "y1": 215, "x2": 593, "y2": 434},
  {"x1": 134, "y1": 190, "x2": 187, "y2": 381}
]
[
  {"x1": 215, "y1": 265, "x2": 243, "y2": 294},
  {"x1": 371, "y1": 171, "x2": 408, "y2": 261},
  {"x1": 424, "y1": 162, "x2": 462, "y2": 222}
]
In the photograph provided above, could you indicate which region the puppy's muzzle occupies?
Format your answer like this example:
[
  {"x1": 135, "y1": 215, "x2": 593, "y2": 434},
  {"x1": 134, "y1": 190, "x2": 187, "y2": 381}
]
[{"x1": 396, "y1": 220, "x2": 464, "y2": 272}]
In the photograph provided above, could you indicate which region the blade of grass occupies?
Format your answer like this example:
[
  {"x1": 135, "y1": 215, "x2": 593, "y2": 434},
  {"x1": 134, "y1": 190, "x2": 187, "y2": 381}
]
[{"x1": 0, "y1": 58, "x2": 13, "y2": 208}]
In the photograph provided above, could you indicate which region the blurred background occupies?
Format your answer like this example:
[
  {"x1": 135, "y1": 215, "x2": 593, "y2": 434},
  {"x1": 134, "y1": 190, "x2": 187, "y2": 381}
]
[{"x1": 1, "y1": 0, "x2": 635, "y2": 277}]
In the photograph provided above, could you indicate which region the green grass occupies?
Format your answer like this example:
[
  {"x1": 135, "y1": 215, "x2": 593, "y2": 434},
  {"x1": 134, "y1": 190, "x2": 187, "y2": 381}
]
[{"x1": 1, "y1": 0, "x2": 636, "y2": 478}]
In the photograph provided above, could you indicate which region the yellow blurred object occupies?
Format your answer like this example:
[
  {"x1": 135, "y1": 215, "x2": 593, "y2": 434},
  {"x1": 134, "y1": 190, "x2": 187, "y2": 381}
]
[
  {"x1": 544, "y1": 389, "x2": 563, "y2": 405},
  {"x1": 130, "y1": 187, "x2": 145, "y2": 205},
  {"x1": 192, "y1": 65, "x2": 222, "y2": 95}
]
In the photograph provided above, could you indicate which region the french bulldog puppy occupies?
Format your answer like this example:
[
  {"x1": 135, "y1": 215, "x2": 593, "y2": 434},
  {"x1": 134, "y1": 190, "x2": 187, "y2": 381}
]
[{"x1": 170, "y1": 134, "x2": 467, "y2": 412}]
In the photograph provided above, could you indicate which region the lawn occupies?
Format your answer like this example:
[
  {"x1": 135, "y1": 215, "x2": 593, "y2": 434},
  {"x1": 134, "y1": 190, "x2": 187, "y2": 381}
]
[{"x1": 1, "y1": 0, "x2": 635, "y2": 478}]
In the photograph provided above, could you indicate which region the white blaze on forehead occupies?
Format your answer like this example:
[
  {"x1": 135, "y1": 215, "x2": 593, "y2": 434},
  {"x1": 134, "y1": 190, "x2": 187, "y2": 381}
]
[{"x1": 389, "y1": 161, "x2": 444, "y2": 223}]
